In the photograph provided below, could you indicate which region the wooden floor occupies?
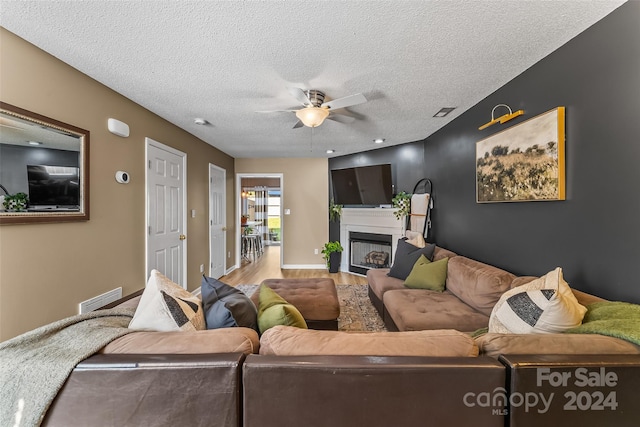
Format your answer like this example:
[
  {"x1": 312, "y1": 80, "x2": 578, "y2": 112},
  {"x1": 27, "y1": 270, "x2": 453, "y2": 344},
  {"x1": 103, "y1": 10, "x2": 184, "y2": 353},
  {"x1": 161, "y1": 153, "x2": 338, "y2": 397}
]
[{"x1": 220, "y1": 245, "x2": 368, "y2": 285}]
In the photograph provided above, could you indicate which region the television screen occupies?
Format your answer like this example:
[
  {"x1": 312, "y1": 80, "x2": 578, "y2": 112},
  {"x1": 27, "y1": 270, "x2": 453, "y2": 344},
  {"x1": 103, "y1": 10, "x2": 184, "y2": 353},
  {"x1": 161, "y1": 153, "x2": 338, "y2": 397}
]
[
  {"x1": 27, "y1": 165, "x2": 80, "y2": 207},
  {"x1": 331, "y1": 164, "x2": 393, "y2": 205}
]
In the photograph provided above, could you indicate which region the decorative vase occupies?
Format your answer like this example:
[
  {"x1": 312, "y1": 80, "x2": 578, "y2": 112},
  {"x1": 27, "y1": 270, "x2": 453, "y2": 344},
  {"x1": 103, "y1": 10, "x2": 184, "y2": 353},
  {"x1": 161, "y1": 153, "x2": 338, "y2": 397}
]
[{"x1": 328, "y1": 252, "x2": 342, "y2": 273}]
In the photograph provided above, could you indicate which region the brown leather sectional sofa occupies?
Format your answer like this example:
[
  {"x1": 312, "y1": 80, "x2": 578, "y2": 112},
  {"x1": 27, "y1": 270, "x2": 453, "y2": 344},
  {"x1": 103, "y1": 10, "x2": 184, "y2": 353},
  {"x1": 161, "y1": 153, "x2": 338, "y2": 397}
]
[
  {"x1": 45, "y1": 351, "x2": 640, "y2": 427},
  {"x1": 41, "y1": 249, "x2": 640, "y2": 426},
  {"x1": 368, "y1": 246, "x2": 640, "y2": 357}
]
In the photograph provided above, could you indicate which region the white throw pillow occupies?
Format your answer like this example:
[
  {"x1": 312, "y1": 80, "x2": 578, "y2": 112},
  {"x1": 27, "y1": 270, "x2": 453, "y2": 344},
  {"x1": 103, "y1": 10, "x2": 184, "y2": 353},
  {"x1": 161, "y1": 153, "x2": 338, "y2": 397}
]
[
  {"x1": 129, "y1": 269, "x2": 206, "y2": 332},
  {"x1": 489, "y1": 267, "x2": 587, "y2": 334}
]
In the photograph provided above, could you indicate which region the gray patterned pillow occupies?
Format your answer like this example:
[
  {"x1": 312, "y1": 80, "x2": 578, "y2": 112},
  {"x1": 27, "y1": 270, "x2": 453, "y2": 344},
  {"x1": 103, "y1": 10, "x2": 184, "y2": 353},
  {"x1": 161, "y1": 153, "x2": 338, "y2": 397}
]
[
  {"x1": 129, "y1": 270, "x2": 205, "y2": 332},
  {"x1": 489, "y1": 267, "x2": 587, "y2": 334}
]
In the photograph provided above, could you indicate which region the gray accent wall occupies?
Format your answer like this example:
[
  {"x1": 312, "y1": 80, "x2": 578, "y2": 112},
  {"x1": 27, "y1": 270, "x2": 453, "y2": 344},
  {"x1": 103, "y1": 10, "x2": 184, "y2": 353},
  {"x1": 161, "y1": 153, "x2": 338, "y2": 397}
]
[{"x1": 330, "y1": 1, "x2": 640, "y2": 303}]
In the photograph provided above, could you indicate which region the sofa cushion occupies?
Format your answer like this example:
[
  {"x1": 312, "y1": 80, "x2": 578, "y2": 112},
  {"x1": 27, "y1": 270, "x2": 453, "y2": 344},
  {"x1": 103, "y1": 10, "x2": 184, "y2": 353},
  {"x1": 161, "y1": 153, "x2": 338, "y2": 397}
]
[
  {"x1": 259, "y1": 325, "x2": 478, "y2": 357},
  {"x1": 257, "y1": 285, "x2": 307, "y2": 334},
  {"x1": 388, "y1": 238, "x2": 436, "y2": 280},
  {"x1": 367, "y1": 268, "x2": 405, "y2": 301},
  {"x1": 432, "y1": 246, "x2": 457, "y2": 261},
  {"x1": 475, "y1": 333, "x2": 640, "y2": 358},
  {"x1": 129, "y1": 270, "x2": 205, "y2": 332},
  {"x1": 510, "y1": 276, "x2": 538, "y2": 289},
  {"x1": 404, "y1": 256, "x2": 448, "y2": 291},
  {"x1": 445, "y1": 256, "x2": 516, "y2": 316},
  {"x1": 572, "y1": 288, "x2": 607, "y2": 306},
  {"x1": 201, "y1": 275, "x2": 258, "y2": 331},
  {"x1": 100, "y1": 327, "x2": 260, "y2": 355},
  {"x1": 384, "y1": 289, "x2": 490, "y2": 333},
  {"x1": 489, "y1": 267, "x2": 587, "y2": 334}
]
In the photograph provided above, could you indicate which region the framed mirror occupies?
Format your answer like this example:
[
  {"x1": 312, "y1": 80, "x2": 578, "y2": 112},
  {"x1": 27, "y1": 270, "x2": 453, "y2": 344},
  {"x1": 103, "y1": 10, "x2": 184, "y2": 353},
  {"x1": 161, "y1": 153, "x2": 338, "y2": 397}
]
[{"x1": 0, "y1": 102, "x2": 90, "y2": 224}]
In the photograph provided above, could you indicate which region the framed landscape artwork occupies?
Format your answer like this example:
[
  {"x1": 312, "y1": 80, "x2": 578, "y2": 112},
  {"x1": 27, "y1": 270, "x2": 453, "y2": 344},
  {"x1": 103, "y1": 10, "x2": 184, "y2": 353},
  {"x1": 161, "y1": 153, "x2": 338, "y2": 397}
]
[{"x1": 476, "y1": 106, "x2": 565, "y2": 203}]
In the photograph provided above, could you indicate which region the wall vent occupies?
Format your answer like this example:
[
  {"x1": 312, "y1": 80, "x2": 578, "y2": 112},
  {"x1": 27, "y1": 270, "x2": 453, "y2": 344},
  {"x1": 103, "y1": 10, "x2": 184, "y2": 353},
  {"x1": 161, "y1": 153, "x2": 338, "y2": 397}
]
[{"x1": 78, "y1": 287, "x2": 123, "y2": 314}]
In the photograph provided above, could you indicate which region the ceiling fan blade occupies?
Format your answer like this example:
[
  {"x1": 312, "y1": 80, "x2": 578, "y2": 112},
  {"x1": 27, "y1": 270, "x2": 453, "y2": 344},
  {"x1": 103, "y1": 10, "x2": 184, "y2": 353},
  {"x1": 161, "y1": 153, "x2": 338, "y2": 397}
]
[
  {"x1": 326, "y1": 114, "x2": 355, "y2": 124},
  {"x1": 321, "y1": 93, "x2": 367, "y2": 110},
  {"x1": 287, "y1": 87, "x2": 313, "y2": 106},
  {"x1": 255, "y1": 109, "x2": 298, "y2": 113},
  {"x1": 292, "y1": 120, "x2": 304, "y2": 129}
]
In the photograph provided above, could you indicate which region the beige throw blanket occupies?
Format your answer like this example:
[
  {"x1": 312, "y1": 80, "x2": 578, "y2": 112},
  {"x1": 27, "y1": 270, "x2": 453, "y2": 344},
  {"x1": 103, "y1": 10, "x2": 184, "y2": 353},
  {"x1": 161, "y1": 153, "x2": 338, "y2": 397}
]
[
  {"x1": 0, "y1": 307, "x2": 135, "y2": 427},
  {"x1": 409, "y1": 193, "x2": 430, "y2": 233}
]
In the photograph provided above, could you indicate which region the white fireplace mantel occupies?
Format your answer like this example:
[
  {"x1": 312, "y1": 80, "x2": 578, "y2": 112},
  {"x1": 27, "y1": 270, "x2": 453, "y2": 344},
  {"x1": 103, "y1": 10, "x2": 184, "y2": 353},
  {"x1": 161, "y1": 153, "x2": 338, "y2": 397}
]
[{"x1": 339, "y1": 208, "x2": 405, "y2": 273}]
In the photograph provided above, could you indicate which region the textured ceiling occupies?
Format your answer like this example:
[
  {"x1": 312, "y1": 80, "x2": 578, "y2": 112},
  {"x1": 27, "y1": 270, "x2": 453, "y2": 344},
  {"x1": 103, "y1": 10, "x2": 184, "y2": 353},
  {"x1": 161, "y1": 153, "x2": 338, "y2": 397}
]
[{"x1": 0, "y1": 1, "x2": 626, "y2": 158}]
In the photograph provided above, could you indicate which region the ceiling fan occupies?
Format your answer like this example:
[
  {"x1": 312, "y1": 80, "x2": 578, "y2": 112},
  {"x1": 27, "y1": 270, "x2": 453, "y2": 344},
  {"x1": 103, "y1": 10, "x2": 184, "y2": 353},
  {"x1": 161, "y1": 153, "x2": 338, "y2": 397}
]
[{"x1": 259, "y1": 87, "x2": 368, "y2": 128}]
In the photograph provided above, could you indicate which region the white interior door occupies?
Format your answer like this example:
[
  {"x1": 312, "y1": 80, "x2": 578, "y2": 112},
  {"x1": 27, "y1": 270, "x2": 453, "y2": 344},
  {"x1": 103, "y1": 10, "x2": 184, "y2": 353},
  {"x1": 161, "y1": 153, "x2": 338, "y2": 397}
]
[
  {"x1": 146, "y1": 138, "x2": 187, "y2": 287},
  {"x1": 209, "y1": 164, "x2": 226, "y2": 278}
]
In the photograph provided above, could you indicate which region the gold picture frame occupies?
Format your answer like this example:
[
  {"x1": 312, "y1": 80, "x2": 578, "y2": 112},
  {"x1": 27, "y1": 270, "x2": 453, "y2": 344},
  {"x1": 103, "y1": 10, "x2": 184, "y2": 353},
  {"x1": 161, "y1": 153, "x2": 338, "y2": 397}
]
[{"x1": 476, "y1": 107, "x2": 565, "y2": 203}]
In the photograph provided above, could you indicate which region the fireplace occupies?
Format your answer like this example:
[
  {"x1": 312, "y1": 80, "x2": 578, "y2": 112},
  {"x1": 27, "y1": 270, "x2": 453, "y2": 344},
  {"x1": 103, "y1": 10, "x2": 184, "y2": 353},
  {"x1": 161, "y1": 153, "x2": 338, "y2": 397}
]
[
  {"x1": 349, "y1": 232, "x2": 393, "y2": 275},
  {"x1": 339, "y1": 207, "x2": 404, "y2": 275}
]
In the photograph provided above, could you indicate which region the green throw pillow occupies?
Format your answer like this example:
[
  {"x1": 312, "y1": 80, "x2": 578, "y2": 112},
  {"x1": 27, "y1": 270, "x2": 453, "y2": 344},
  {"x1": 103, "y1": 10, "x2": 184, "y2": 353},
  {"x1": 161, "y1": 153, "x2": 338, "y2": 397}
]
[
  {"x1": 257, "y1": 285, "x2": 307, "y2": 334},
  {"x1": 404, "y1": 255, "x2": 448, "y2": 292}
]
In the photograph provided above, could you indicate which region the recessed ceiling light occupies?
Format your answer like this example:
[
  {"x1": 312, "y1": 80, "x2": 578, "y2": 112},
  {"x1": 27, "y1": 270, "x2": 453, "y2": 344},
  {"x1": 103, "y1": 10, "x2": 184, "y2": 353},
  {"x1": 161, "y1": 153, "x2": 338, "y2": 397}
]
[
  {"x1": 28, "y1": 141, "x2": 42, "y2": 146},
  {"x1": 374, "y1": 138, "x2": 385, "y2": 144},
  {"x1": 194, "y1": 118, "x2": 209, "y2": 125},
  {"x1": 326, "y1": 149, "x2": 335, "y2": 154},
  {"x1": 433, "y1": 107, "x2": 456, "y2": 118}
]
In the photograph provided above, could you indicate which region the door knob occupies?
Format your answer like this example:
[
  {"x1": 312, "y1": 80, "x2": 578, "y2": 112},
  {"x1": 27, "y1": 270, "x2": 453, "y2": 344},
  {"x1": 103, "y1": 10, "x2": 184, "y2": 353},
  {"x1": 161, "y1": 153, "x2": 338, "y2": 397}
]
[
  {"x1": 222, "y1": 226, "x2": 228, "y2": 231},
  {"x1": 179, "y1": 234, "x2": 186, "y2": 240}
]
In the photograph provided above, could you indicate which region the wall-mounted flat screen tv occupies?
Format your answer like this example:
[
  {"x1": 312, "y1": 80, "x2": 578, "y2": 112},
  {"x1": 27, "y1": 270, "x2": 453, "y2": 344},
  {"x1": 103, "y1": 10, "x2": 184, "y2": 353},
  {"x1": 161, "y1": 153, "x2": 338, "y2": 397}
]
[
  {"x1": 331, "y1": 164, "x2": 393, "y2": 205},
  {"x1": 27, "y1": 165, "x2": 80, "y2": 208}
]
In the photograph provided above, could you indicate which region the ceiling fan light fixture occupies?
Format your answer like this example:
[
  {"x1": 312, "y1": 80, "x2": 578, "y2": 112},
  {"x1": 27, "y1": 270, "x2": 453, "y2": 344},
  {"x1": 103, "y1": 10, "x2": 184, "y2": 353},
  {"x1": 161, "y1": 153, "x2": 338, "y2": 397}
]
[{"x1": 295, "y1": 107, "x2": 329, "y2": 128}]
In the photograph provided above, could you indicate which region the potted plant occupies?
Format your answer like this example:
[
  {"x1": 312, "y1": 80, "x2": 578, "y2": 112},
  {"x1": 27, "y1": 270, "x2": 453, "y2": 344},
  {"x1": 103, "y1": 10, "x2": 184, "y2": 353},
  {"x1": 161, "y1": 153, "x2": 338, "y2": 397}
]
[
  {"x1": 322, "y1": 241, "x2": 344, "y2": 273},
  {"x1": 392, "y1": 191, "x2": 411, "y2": 220},
  {"x1": 3, "y1": 192, "x2": 28, "y2": 212},
  {"x1": 329, "y1": 199, "x2": 342, "y2": 222}
]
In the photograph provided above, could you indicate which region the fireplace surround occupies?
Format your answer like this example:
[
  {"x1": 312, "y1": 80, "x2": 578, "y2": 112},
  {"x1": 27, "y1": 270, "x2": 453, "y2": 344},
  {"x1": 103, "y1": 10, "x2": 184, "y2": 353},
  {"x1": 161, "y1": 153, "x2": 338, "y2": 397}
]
[{"x1": 339, "y1": 208, "x2": 404, "y2": 275}]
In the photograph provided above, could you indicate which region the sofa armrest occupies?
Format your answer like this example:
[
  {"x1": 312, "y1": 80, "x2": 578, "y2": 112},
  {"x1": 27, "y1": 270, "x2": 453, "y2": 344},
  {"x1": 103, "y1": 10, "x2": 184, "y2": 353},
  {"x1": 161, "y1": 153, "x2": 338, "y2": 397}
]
[
  {"x1": 242, "y1": 354, "x2": 505, "y2": 427},
  {"x1": 43, "y1": 353, "x2": 245, "y2": 427},
  {"x1": 499, "y1": 354, "x2": 640, "y2": 427}
]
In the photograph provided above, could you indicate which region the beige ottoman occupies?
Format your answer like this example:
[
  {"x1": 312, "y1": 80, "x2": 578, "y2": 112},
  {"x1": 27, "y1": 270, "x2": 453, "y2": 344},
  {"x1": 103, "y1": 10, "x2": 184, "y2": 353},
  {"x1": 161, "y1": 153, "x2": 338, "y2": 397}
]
[{"x1": 251, "y1": 278, "x2": 340, "y2": 330}]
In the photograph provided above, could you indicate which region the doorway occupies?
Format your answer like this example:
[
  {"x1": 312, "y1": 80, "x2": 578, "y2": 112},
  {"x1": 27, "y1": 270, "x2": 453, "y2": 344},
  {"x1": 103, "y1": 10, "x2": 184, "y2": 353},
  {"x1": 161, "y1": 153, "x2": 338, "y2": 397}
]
[
  {"x1": 146, "y1": 138, "x2": 187, "y2": 287},
  {"x1": 236, "y1": 174, "x2": 283, "y2": 269},
  {"x1": 209, "y1": 164, "x2": 226, "y2": 279}
]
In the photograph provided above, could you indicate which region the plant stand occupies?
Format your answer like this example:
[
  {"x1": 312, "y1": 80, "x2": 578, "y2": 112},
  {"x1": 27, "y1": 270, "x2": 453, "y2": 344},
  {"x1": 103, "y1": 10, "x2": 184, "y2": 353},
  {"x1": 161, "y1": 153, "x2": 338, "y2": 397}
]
[{"x1": 328, "y1": 252, "x2": 341, "y2": 273}]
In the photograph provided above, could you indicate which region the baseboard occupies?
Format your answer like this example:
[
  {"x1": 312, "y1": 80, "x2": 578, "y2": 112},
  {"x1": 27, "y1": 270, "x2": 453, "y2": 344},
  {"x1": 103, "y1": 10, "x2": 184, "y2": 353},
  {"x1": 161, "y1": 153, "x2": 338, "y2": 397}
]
[
  {"x1": 225, "y1": 265, "x2": 238, "y2": 275},
  {"x1": 281, "y1": 264, "x2": 326, "y2": 269},
  {"x1": 191, "y1": 287, "x2": 202, "y2": 297}
]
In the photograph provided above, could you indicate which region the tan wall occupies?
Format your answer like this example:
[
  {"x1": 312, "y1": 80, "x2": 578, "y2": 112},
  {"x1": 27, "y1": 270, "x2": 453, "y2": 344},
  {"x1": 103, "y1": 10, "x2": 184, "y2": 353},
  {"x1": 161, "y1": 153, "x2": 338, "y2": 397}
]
[
  {"x1": 235, "y1": 158, "x2": 328, "y2": 267},
  {"x1": 0, "y1": 29, "x2": 236, "y2": 341}
]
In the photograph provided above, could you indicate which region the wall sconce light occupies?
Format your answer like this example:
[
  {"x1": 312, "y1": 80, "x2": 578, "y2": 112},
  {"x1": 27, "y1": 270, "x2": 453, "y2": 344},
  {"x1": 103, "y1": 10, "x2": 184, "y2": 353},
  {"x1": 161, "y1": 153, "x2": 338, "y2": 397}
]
[{"x1": 478, "y1": 104, "x2": 524, "y2": 130}]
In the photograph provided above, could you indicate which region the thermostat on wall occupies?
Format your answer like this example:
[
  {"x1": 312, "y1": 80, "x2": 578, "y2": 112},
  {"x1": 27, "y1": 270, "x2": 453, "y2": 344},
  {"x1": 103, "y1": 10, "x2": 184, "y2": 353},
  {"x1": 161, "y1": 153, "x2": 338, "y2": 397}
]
[{"x1": 115, "y1": 171, "x2": 130, "y2": 184}]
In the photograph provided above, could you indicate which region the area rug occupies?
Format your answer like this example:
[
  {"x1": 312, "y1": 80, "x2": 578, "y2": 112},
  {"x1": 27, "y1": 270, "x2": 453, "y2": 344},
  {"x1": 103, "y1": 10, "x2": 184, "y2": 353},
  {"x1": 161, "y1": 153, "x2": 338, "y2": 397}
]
[{"x1": 236, "y1": 284, "x2": 386, "y2": 332}]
